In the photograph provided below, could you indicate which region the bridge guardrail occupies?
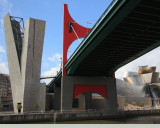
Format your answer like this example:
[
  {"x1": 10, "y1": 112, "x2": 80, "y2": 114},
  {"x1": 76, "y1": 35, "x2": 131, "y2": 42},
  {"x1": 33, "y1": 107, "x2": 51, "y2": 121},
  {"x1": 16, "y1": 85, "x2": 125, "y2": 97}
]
[
  {"x1": 47, "y1": 0, "x2": 118, "y2": 89},
  {"x1": 67, "y1": 0, "x2": 118, "y2": 62}
]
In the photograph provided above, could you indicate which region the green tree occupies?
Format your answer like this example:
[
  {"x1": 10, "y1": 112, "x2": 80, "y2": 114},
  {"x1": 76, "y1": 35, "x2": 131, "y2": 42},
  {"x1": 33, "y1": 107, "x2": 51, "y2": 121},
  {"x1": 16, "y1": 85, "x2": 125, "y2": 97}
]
[
  {"x1": 139, "y1": 102, "x2": 144, "y2": 107},
  {"x1": 0, "y1": 105, "x2": 3, "y2": 111},
  {"x1": 124, "y1": 103, "x2": 128, "y2": 107},
  {"x1": 33, "y1": 104, "x2": 39, "y2": 109},
  {"x1": 132, "y1": 102, "x2": 136, "y2": 106}
]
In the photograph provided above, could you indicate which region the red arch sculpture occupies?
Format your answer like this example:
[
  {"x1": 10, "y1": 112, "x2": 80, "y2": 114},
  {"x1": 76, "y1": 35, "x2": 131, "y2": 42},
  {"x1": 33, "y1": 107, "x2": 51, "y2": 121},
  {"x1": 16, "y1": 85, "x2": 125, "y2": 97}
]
[
  {"x1": 63, "y1": 4, "x2": 91, "y2": 76},
  {"x1": 73, "y1": 85, "x2": 108, "y2": 99}
]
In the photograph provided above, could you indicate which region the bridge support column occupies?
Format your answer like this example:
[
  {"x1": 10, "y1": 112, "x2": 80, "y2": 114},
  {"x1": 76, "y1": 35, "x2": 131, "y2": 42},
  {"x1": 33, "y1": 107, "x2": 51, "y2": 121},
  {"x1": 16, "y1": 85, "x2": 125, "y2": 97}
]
[
  {"x1": 61, "y1": 77, "x2": 74, "y2": 111},
  {"x1": 54, "y1": 86, "x2": 61, "y2": 110},
  {"x1": 85, "y1": 92, "x2": 92, "y2": 110},
  {"x1": 61, "y1": 76, "x2": 118, "y2": 112}
]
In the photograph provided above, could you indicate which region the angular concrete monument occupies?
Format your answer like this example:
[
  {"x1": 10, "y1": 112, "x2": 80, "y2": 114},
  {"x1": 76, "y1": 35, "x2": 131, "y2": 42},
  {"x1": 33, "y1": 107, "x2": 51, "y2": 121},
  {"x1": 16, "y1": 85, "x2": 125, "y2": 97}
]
[{"x1": 3, "y1": 13, "x2": 46, "y2": 113}]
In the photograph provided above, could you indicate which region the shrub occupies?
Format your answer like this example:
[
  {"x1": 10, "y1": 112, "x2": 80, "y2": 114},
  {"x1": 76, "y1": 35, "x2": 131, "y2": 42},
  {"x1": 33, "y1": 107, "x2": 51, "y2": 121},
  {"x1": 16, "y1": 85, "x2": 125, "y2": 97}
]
[
  {"x1": 124, "y1": 103, "x2": 128, "y2": 107},
  {"x1": 132, "y1": 102, "x2": 136, "y2": 106},
  {"x1": 33, "y1": 104, "x2": 39, "y2": 109},
  {"x1": 0, "y1": 105, "x2": 3, "y2": 110},
  {"x1": 139, "y1": 102, "x2": 144, "y2": 107}
]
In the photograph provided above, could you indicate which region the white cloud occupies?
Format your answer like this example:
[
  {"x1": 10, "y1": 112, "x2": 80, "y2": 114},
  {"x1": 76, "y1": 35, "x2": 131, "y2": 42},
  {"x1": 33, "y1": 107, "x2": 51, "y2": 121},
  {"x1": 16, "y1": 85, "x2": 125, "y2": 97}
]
[
  {"x1": 42, "y1": 62, "x2": 49, "y2": 68},
  {"x1": 0, "y1": 55, "x2": 8, "y2": 74},
  {"x1": 0, "y1": 19, "x2": 3, "y2": 26},
  {"x1": 0, "y1": 0, "x2": 8, "y2": 6},
  {"x1": 0, "y1": 62, "x2": 8, "y2": 74},
  {"x1": 42, "y1": 53, "x2": 62, "y2": 84},
  {"x1": 41, "y1": 63, "x2": 61, "y2": 84},
  {"x1": 48, "y1": 53, "x2": 62, "y2": 62},
  {"x1": 0, "y1": 0, "x2": 13, "y2": 28},
  {"x1": 0, "y1": 45, "x2": 5, "y2": 53},
  {"x1": 116, "y1": 47, "x2": 160, "y2": 79},
  {"x1": 0, "y1": 0, "x2": 13, "y2": 16}
]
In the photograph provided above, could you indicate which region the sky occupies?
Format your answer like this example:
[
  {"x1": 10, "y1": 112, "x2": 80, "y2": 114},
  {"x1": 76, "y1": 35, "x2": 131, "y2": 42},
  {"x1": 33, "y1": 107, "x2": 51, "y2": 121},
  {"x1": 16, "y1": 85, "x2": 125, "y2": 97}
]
[{"x1": 0, "y1": 0, "x2": 160, "y2": 84}]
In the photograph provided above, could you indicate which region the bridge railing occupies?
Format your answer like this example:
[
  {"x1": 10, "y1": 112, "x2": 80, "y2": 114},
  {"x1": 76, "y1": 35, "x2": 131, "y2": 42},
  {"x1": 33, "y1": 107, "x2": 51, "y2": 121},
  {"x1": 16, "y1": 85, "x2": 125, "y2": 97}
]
[
  {"x1": 47, "y1": 0, "x2": 118, "y2": 86},
  {"x1": 93, "y1": 0, "x2": 117, "y2": 28},
  {"x1": 67, "y1": 0, "x2": 118, "y2": 62}
]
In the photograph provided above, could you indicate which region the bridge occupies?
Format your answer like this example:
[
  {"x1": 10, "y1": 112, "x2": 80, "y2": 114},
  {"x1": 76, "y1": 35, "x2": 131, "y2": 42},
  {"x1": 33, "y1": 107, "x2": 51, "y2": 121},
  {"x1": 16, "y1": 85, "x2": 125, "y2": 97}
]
[
  {"x1": 4, "y1": 0, "x2": 160, "y2": 112},
  {"x1": 44, "y1": 0, "x2": 160, "y2": 111},
  {"x1": 47, "y1": 0, "x2": 160, "y2": 92}
]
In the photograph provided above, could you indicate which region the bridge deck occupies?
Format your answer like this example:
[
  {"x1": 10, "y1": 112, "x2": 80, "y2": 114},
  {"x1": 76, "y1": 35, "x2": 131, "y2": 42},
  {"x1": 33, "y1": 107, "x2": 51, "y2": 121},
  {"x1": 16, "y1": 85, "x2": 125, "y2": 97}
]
[{"x1": 47, "y1": 0, "x2": 160, "y2": 92}]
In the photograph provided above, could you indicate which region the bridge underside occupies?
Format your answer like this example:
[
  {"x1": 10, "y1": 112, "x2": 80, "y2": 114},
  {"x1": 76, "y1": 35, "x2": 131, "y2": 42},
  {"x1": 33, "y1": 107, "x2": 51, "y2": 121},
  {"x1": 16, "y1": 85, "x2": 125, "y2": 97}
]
[
  {"x1": 47, "y1": 0, "x2": 160, "y2": 93},
  {"x1": 66, "y1": 0, "x2": 160, "y2": 77}
]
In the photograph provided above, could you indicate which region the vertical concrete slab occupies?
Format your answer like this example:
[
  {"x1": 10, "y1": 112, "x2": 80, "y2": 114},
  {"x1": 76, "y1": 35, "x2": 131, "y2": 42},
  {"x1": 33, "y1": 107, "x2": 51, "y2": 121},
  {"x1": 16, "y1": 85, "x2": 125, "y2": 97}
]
[
  {"x1": 21, "y1": 18, "x2": 46, "y2": 112},
  {"x1": 45, "y1": 93, "x2": 54, "y2": 111},
  {"x1": 38, "y1": 83, "x2": 46, "y2": 111},
  {"x1": 54, "y1": 86, "x2": 61, "y2": 110},
  {"x1": 85, "y1": 92, "x2": 92, "y2": 109},
  {"x1": 3, "y1": 13, "x2": 23, "y2": 113},
  {"x1": 61, "y1": 76, "x2": 74, "y2": 111},
  {"x1": 106, "y1": 78, "x2": 118, "y2": 111},
  {"x1": 4, "y1": 13, "x2": 46, "y2": 113}
]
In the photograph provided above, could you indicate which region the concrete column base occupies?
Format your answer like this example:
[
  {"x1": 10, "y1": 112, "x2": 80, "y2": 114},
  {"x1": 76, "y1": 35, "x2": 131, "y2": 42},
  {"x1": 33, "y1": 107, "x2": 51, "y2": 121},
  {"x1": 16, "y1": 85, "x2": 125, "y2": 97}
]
[
  {"x1": 61, "y1": 76, "x2": 118, "y2": 112},
  {"x1": 54, "y1": 86, "x2": 61, "y2": 110}
]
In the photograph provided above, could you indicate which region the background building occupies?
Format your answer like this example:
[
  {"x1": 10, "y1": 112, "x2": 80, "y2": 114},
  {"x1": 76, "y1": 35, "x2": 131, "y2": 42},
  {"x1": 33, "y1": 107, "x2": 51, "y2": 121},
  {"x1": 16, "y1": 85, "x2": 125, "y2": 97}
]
[
  {"x1": 117, "y1": 66, "x2": 160, "y2": 110},
  {"x1": 0, "y1": 73, "x2": 13, "y2": 111}
]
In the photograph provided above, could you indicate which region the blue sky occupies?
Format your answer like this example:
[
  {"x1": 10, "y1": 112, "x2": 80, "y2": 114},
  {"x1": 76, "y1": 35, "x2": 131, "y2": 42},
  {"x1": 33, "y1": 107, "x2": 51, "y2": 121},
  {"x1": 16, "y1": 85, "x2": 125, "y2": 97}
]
[{"x1": 0, "y1": 0, "x2": 160, "y2": 84}]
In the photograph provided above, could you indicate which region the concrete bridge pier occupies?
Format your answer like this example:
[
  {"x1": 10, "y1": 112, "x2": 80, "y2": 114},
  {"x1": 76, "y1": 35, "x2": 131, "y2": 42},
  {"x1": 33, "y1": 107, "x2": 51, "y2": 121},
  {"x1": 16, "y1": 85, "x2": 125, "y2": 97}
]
[
  {"x1": 60, "y1": 76, "x2": 118, "y2": 112},
  {"x1": 54, "y1": 85, "x2": 61, "y2": 110},
  {"x1": 85, "y1": 92, "x2": 92, "y2": 110}
]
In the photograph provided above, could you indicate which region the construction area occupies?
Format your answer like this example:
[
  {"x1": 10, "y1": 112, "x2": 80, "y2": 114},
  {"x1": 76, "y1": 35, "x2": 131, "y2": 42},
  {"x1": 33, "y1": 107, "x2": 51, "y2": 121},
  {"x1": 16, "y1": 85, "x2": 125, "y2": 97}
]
[
  {"x1": 117, "y1": 66, "x2": 160, "y2": 110},
  {"x1": 0, "y1": 74, "x2": 13, "y2": 111}
]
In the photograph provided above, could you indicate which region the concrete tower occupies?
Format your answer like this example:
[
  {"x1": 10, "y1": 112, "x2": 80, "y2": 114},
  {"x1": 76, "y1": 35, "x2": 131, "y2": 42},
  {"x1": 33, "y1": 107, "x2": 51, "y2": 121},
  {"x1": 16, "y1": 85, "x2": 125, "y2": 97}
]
[{"x1": 3, "y1": 13, "x2": 46, "y2": 113}]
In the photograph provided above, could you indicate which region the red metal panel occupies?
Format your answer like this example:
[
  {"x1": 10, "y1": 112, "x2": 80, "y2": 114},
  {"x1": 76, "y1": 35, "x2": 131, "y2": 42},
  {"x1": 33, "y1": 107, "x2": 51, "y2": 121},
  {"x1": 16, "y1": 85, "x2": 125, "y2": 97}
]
[
  {"x1": 112, "y1": 73, "x2": 115, "y2": 78},
  {"x1": 73, "y1": 85, "x2": 108, "y2": 99},
  {"x1": 63, "y1": 4, "x2": 91, "y2": 76}
]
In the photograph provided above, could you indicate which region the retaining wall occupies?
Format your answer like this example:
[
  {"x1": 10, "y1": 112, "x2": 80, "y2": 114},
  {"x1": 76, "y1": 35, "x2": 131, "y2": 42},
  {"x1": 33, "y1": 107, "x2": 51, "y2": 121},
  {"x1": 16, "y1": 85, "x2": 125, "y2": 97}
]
[
  {"x1": 0, "y1": 113, "x2": 54, "y2": 123},
  {"x1": 1, "y1": 110, "x2": 160, "y2": 123}
]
